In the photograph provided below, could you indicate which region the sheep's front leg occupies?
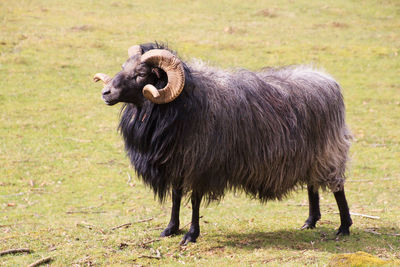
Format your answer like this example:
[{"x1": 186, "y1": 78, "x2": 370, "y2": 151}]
[
  {"x1": 161, "y1": 186, "x2": 182, "y2": 237},
  {"x1": 301, "y1": 185, "x2": 321, "y2": 229},
  {"x1": 180, "y1": 192, "x2": 202, "y2": 245},
  {"x1": 334, "y1": 188, "x2": 352, "y2": 235}
]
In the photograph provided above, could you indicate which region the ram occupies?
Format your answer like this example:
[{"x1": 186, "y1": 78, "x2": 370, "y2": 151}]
[{"x1": 94, "y1": 43, "x2": 352, "y2": 245}]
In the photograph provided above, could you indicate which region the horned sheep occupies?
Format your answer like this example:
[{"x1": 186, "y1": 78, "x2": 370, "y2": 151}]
[{"x1": 94, "y1": 42, "x2": 352, "y2": 244}]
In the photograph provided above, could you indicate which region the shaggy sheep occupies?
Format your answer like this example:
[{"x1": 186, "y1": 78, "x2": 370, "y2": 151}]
[{"x1": 93, "y1": 42, "x2": 352, "y2": 245}]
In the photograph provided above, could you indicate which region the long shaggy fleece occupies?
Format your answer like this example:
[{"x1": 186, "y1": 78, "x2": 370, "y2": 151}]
[{"x1": 119, "y1": 46, "x2": 351, "y2": 203}]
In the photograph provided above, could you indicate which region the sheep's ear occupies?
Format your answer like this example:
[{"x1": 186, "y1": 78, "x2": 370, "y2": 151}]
[{"x1": 128, "y1": 45, "x2": 142, "y2": 57}]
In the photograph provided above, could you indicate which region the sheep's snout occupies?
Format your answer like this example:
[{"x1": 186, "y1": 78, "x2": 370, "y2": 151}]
[
  {"x1": 102, "y1": 87, "x2": 111, "y2": 96},
  {"x1": 100, "y1": 85, "x2": 119, "y2": 105}
]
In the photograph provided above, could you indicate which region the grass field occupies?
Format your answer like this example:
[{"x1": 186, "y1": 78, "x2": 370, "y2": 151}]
[{"x1": 1, "y1": 0, "x2": 399, "y2": 266}]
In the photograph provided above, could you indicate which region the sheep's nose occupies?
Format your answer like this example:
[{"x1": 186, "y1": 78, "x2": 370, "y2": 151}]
[{"x1": 102, "y1": 88, "x2": 111, "y2": 96}]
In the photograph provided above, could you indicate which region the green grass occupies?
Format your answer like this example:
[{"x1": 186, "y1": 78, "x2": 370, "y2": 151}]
[{"x1": 1, "y1": 0, "x2": 399, "y2": 265}]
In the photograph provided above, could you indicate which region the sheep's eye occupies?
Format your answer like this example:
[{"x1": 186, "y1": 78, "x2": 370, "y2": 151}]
[
  {"x1": 131, "y1": 74, "x2": 143, "y2": 82},
  {"x1": 135, "y1": 73, "x2": 147, "y2": 81}
]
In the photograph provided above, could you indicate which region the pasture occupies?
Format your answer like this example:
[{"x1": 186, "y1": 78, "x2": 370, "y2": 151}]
[{"x1": 1, "y1": 0, "x2": 399, "y2": 265}]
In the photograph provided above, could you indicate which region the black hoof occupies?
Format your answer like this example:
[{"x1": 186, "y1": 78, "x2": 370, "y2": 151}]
[
  {"x1": 160, "y1": 225, "x2": 179, "y2": 237},
  {"x1": 301, "y1": 216, "x2": 320, "y2": 230},
  {"x1": 301, "y1": 222, "x2": 316, "y2": 230},
  {"x1": 179, "y1": 231, "x2": 199, "y2": 245},
  {"x1": 336, "y1": 225, "x2": 351, "y2": 236}
]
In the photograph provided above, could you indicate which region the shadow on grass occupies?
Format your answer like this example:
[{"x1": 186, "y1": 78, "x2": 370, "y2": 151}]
[{"x1": 213, "y1": 226, "x2": 400, "y2": 254}]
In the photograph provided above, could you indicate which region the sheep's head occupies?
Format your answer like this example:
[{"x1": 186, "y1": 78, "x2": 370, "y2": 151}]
[{"x1": 93, "y1": 45, "x2": 185, "y2": 106}]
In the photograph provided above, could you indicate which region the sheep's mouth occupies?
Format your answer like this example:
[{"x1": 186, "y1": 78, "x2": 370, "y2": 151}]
[
  {"x1": 104, "y1": 100, "x2": 118, "y2": 106},
  {"x1": 102, "y1": 96, "x2": 119, "y2": 106}
]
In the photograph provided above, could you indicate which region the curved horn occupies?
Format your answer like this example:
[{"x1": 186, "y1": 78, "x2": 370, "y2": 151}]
[
  {"x1": 128, "y1": 45, "x2": 142, "y2": 57},
  {"x1": 140, "y1": 49, "x2": 185, "y2": 104},
  {"x1": 93, "y1": 73, "x2": 112, "y2": 84}
]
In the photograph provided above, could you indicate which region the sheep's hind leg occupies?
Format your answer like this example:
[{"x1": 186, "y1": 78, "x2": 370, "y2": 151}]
[
  {"x1": 334, "y1": 188, "x2": 352, "y2": 235},
  {"x1": 161, "y1": 186, "x2": 182, "y2": 237},
  {"x1": 180, "y1": 192, "x2": 202, "y2": 245},
  {"x1": 301, "y1": 185, "x2": 321, "y2": 230}
]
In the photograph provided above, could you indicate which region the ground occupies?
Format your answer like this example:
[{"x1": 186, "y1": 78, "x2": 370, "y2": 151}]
[{"x1": 1, "y1": 0, "x2": 399, "y2": 266}]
